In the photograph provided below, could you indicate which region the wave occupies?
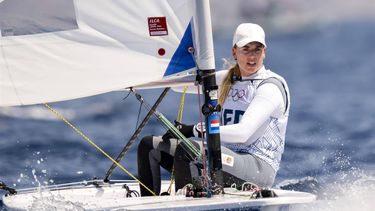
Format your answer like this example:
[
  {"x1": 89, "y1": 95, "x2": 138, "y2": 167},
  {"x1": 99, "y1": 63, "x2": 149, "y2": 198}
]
[
  {"x1": 276, "y1": 170, "x2": 375, "y2": 210},
  {"x1": 0, "y1": 106, "x2": 75, "y2": 121},
  {"x1": 0, "y1": 102, "x2": 114, "y2": 121}
]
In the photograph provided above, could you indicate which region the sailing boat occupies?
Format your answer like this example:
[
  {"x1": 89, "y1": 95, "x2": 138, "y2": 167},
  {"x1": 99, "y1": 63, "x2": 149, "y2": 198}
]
[{"x1": 0, "y1": 0, "x2": 315, "y2": 210}]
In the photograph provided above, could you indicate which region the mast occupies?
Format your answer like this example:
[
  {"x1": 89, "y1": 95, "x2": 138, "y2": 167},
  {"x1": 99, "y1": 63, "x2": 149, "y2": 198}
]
[
  {"x1": 195, "y1": 0, "x2": 223, "y2": 188},
  {"x1": 199, "y1": 70, "x2": 223, "y2": 188}
]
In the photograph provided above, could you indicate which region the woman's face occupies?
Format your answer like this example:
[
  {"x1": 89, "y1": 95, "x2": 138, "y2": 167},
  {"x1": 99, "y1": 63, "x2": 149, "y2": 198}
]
[{"x1": 232, "y1": 42, "x2": 266, "y2": 77}]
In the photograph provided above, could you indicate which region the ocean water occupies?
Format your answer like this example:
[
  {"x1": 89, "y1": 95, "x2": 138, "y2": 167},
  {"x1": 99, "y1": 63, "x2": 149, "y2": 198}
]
[{"x1": 1, "y1": 20, "x2": 375, "y2": 210}]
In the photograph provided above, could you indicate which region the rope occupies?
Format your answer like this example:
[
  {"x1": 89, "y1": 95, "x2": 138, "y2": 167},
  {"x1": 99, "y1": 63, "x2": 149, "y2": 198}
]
[
  {"x1": 44, "y1": 103, "x2": 157, "y2": 196},
  {"x1": 104, "y1": 88, "x2": 170, "y2": 182},
  {"x1": 167, "y1": 86, "x2": 188, "y2": 193},
  {"x1": 176, "y1": 86, "x2": 188, "y2": 123},
  {"x1": 197, "y1": 85, "x2": 208, "y2": 183},
  {"x1": 186, "y1": 48, "x2": 210, "y2": 189},
  {"x1": 139, "y1": 98, "x2": 201, "y2": 158}
]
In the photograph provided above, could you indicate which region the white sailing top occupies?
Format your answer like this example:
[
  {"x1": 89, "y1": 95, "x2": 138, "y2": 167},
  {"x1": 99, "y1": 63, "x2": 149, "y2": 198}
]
[{"x1": 216, "y1": 66, "x2": 290, "y2": 171}]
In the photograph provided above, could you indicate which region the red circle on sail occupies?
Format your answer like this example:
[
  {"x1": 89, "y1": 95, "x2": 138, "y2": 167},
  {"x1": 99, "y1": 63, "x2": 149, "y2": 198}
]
[{"x1": 158, "y1": 48, "x2": 166, "y2": 56}]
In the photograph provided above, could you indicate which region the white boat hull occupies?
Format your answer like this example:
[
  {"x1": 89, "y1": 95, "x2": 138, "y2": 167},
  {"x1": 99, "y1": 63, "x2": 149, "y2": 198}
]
[{"x1": 2, "y1": 180, "x2": 316, "y2": 210}]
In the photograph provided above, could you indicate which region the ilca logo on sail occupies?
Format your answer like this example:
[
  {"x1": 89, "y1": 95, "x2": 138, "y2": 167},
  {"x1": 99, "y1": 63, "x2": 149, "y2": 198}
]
[{"x1": 148, "y1": 17, "x2": 168, "y2": 36}]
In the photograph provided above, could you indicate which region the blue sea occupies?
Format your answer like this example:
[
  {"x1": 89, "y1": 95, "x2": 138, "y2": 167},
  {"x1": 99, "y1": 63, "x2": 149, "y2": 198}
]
[{"x1": 1, "y1": 20, "x2": 374, "y2": 210}]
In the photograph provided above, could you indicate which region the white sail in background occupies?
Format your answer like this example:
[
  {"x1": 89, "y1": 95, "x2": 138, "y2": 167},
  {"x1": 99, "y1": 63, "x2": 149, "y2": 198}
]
[{"x1": 0, "y1": 0, "x2": 215, "y2": 106}]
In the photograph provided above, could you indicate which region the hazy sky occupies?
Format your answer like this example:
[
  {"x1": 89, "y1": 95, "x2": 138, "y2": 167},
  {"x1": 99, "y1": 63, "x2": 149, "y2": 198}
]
[
  {"x1": 1, "y1": 0, "x2": 374, "y2": 36},
  {"x1": 210, "y1": 0, "x2": 375, "y2": 34}
]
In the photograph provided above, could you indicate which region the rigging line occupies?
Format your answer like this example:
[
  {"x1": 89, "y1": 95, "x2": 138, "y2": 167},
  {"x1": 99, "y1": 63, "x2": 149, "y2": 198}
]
[
  {"x1": 104, "y1": 88, "x2": 170, "y2": 182},
  {"x1": 132, "y1": 91, "x2": 201, "y2": 157},
  {"x1": 197, "y1": 84, "x2": 208, "y2": 180},
  {"x1": 153, "y1": 111, "x2": 201, "y2": 158},
  {"x1": 135, "y1": 100, "x2": 143, "y2": 130},
  {"x1": 122, "y1": 89, "x2": 132, "y2": 101},
  {"x1": 167, "y1": 165, "x2": 174, "y2": 194},
  {"x1": 131, "y1": 94, "x2": 199, "y2": 161},
  {"x1": 187, "y1": 46, "x2": 215, "y2": 83},
  {"x1": 44, "y1": 103, "x2": 157, "y2": 196},
  {"x1": 167, "y1": 85, "x2": 188, "y2": 193},
  {"x1": 189, "y1": 46, "x2": 215, "y2": 189},
  {"x1": 184, "y1": 48, "x2": 211, "y2": 161},
  {"x1": 176, "y1": 86, "x2": 188, "y2": 123},
  {"x1": 187, "y1": 47, "x2": 209, "y2": 163}
]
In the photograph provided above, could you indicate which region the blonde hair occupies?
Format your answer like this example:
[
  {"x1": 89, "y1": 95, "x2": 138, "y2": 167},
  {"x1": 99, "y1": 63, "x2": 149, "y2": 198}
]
[{"x1": 218, "y1": 63, "x2": 241, "y2": 106}]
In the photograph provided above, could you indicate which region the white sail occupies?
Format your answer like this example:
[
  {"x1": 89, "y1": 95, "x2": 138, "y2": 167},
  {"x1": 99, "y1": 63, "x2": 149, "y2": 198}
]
[{"x1": 0, "y1": 0, "x2": 215, "y2": 106}]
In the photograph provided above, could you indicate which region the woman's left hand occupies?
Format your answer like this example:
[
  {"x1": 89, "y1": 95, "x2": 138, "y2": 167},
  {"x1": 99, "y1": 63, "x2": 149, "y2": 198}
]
[{"x1": 162, "y1": 121, "x2": 194, "y2": 140}]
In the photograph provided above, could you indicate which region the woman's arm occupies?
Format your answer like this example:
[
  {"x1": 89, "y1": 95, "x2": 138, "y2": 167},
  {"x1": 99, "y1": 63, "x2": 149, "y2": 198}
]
[{"x1": 220, "y1": 83, "x2": 284, "y2": 144}]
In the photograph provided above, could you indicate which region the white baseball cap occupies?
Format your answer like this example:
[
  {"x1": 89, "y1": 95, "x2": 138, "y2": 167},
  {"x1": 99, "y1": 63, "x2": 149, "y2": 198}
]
[{"x1": 232, "y1": 23, "x2": 266, "y2": 48}]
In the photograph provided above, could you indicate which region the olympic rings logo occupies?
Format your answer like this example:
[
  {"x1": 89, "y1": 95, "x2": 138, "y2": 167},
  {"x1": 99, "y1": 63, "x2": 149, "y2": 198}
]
[{"x1": 228, "y1": 88, "x2": 246, "y2": 101}]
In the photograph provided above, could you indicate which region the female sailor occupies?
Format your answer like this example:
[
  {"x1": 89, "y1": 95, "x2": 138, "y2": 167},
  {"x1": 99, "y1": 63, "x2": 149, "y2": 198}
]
[{"x1": 137, "y1": 23, "x2": 290, "y2": 196}]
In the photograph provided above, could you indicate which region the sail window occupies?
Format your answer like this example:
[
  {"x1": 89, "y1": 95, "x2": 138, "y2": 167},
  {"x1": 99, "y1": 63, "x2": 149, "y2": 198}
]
[{"x1": 0, "y1": 0, "x2": 78, "y2": 37}]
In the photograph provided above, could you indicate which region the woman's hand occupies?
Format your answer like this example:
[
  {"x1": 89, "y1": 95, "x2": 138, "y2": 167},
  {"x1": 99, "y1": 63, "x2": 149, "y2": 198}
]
[{"x1": 162, "y1": 121, "x2": 194, "y2": 140}]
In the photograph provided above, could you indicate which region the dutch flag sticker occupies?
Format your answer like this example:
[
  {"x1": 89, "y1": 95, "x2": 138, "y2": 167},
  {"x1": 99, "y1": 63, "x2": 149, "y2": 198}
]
[{"x1": 208, "y1": 116, "x2": 220, "y2": 134}]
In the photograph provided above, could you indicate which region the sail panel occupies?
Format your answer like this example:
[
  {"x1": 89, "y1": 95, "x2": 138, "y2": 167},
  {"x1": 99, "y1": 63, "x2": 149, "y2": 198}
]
[
  {"x1": 0, "y1": 0, "x2": 214, "y2": 106},
  {"x1": 163, "y1": 22, "x2": 195, "y2": 77}
]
